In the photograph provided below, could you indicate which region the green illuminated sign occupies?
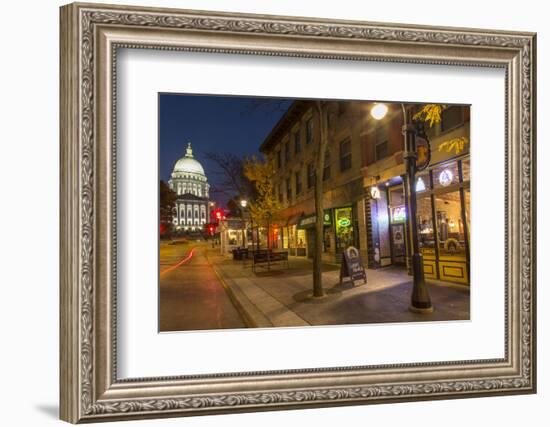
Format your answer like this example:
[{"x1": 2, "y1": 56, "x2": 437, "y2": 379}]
[{"x1": 337, "y1": 218, "x2": 351, "y2": 227}]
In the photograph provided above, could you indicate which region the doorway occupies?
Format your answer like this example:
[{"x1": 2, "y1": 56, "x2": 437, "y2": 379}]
[{"x1": 390, "y1": 223, "x2": 406, "y2": 265}]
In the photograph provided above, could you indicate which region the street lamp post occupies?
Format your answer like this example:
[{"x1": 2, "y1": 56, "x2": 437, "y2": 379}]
[
  {"x1": 240, "y1": 199, "x2": 248, "y2": 249},
  {"x1": 371, "y1": 103, "x2": 433, "y2": 313}
]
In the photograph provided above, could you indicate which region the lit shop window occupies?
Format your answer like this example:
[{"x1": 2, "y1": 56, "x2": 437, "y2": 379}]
[
  {"x1": 335, "y1": 207, "x2": 354, "y2": 252},
  {"x1": 417, "y1": 196, "x2": 435, "y2": 256},
  {"x1": 435, "y1": 191, "x2": 466, "y2": 258}
]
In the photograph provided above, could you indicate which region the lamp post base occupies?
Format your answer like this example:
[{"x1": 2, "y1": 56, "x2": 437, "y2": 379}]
[
  {"x1": 409, "y1": 304, "x2": 434, "y2": 314},
  {"x1": 409, "y1": 253, "x2": 433, "y2": 313}
]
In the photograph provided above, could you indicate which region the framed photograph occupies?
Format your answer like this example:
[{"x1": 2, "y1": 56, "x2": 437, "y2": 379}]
[{"x1": 60, "y1": 2, "x2": 536, "y2": 423}]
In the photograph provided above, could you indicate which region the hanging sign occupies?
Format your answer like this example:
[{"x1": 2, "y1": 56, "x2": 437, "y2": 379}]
[
  {"x1": 340, "y1": 246, "x2": 367, "y2": 286},
  {"x1": 416, "y1": 135, "x2": 431, "y2": 171}
]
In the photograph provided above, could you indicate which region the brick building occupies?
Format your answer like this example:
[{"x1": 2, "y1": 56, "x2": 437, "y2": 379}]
[{"x1": 259, "y1": 100, "x2": 470, "y2": 285}]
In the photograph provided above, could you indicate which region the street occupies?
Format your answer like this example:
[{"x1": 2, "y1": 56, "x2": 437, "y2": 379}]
[
  {"x1": 159, "y1": 240, "x2": 247, "y2": 332},
  {"x1": 159, "y1": 240, "x2": 469, "y2": 331}
]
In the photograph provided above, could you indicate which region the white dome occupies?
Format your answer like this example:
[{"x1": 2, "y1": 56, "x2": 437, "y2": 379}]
[
  {"x1": 172, "y1": 143, "x2": 205, "y2": 176},
  {"x1": 173, "y1": 157, "x2": 205, "y2": 175}
]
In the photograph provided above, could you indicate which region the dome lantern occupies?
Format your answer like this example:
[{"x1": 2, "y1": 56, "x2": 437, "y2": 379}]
[{"x1": 185, "y1": 142, "x2": 193, "y2": 158}]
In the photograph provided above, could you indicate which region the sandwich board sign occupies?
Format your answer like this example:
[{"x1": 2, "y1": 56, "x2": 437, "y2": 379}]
[{"x1": 339, "y1": 246, "x2": 367, "y2": 286}]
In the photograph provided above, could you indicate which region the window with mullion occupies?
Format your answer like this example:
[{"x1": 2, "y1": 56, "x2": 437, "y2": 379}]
[
  {"x1": 339, "y1": 138, "x2": 352, "y2": 172},
  {"x1": 295, "y1": 170, "x2": 302, "y2": 195},
  {"x1": 294, "y1": 131, "x2": 301, "y2": 154},
  {"x1": 440, "y1": 106, "x2": 464, "y2": 133},
  {"x1": 374, "y1": 124, "x2": 389, "y2": 161}
]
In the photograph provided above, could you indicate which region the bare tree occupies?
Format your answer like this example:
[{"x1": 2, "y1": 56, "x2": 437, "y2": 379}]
[{"x1": 204, "y1": 152, "x2": 255, "y2": 202}]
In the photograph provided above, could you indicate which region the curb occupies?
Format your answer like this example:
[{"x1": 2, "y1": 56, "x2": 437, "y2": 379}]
[{"x1": 204, "y1": 250, "x2": 260, "y2": 328}]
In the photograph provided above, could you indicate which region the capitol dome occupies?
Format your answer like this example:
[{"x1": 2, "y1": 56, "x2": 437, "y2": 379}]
[
  {"x1": 169, "y1": 142, "x2": 210, "y2": 201},
  {"x1": 169, "y1": 142, "x2": 210, "y2": 232},
  {"x1": 173, "y1": 142, "x2": 205, "y2": 176}
]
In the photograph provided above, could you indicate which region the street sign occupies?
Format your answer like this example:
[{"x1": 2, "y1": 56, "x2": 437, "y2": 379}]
[{"x1": 339, "y1": 246, "x2": 367, "y2": 286}]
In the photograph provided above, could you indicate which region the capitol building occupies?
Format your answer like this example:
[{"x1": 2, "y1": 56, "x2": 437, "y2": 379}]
[{"x1": 168, "y1": 142, "x2": 210, "y2": 231}]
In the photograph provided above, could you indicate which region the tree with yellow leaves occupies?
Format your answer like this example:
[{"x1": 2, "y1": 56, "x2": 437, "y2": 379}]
[
  {"x1": 243, "y1": 156, "x2": 282, "y2": 254},
  {"x1": 412, "y1": 104, "x2": 446, "y2": 127},
  {"x1": 414, "y1": 104, "x2": 469, "y2": 155}
]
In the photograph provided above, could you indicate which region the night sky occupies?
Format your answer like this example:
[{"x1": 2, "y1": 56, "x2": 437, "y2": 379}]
[{"x1": 159, "y1": 94, "x2": 292, "y2": 206}]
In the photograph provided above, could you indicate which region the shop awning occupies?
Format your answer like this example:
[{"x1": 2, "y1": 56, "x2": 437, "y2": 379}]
[
  {"x1": 297, "y1": 210, "x2": 332, "y2": 229},
  {"x1": 285, "y1": 213, "x2": 304, "y2": 227}
]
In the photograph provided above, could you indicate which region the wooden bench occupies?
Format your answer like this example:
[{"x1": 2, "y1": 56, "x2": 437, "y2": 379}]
[
  {"x1": 231, "y1": 248, "x2": 249, "y2": 260},
  {"x1": 252, "y1": 250, "x2": 289, "y2": 272}
]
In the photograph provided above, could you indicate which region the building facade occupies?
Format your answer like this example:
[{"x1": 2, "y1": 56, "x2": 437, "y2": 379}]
[
  {"x1": 363, "y1": 104, "x2": 470, "y2": 285},
  {"x1": 260, "y1": 100, "x2": 369, "y2": 264},
  {"x1": 260, "y1": 101, "x2": 471, "y2": 285},
  {"x1": 168, "y1": 142, "x2": 210, "y2": 231}
]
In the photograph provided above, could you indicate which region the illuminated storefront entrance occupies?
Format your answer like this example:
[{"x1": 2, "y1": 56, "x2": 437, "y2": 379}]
[
  {"x1": 278, "y1": 215, "x2": 307, "y2": 256},
  {"x1": 295, "y1": 207, "x2": 358, "y2": 263},
  {"x1": 388, "y1": 184, "x2": 407, "y2": 266},
  {"x1": 367, "y1": 156, "x2": 470, "y2": 285},
  {"x1": 415, "y1": 157, "x2": 470, "y2": 285}
]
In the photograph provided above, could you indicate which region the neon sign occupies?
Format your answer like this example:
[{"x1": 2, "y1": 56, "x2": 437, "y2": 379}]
[
  {"x1": 416, "y1": 177, "x2": 426, "y2": 192},
  {"x1": 338, "y1": 218, "x2": 351, "y2": 227},
  {"x1": 391, "y1": 205, "x2": 407, "y2": 223},
  {"x1": 438, "y1": 169, "x2": 453, "y2": 187}
]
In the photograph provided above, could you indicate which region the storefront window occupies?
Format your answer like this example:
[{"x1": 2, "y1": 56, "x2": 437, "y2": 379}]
[
  {"x1": 417, "y1": 195, "x2": 435, "y2": 256},
  {"x1": 464, "y1": 188, "x2": 470, "y2": 241},
  {"x1": 296, "y1": 229, "x2": 306, "y2": 248},
  {"x1": 433, "y1": 161, "x2": 460, "y2": 189},
  {"x1": 461, "y1": 159, "x2": 470, "y2": 182},
  {"x1": 335, "y1": 207, "x2": 354, "y2": 253},
  {"x1": 434, "y1": 191, "x2": 466, "y2": 259},
  {"x1": 288, "y1": 225, "x2": 296, "y2": 248},
  {"x1": 282, "y1": 226, "x2": 289, "y2": 249}
]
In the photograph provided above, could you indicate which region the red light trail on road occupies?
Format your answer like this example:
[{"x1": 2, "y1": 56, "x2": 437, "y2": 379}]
[{"x1": 160, "y1": 247, "x2": 196, "y2": 277}]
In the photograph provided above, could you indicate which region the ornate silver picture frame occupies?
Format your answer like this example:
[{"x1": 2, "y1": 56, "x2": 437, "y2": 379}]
[{"x1": 60, "y1": 2, "x2": 536, "y2": 423}]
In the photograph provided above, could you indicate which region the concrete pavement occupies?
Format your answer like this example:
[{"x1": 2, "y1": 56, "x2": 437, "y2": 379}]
[{"x1": 207, "y1": 247, "x2": 470, "y2": 328}]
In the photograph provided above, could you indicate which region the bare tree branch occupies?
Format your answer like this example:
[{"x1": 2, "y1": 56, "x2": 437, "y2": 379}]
[{"x1": 204, "y1": 152, "x2": 256, "y2": 207}]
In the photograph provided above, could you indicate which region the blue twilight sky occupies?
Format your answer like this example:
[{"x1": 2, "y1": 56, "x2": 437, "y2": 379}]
[{"x1": 159, "y1": 93, "x2": 293, "y2": 205}]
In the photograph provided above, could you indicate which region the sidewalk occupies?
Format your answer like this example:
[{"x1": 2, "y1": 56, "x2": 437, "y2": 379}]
[{"x1": 206, "y1": 248, "x2": 470, "y2": 328}]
